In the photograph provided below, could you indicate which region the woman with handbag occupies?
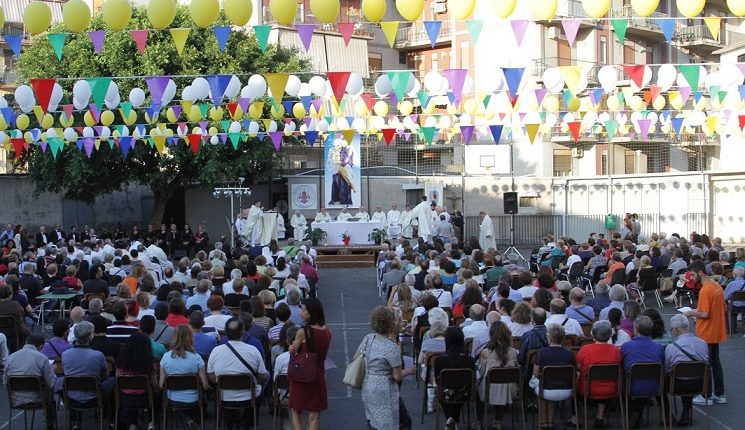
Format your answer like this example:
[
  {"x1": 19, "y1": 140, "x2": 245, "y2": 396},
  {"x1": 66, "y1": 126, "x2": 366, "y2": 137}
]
[
  {"x1": 288, "y1": 298, "x2": 332, "y2": 430},
  {"x1": 357, "y1": 306, "x2": 416, "y2": 430}
]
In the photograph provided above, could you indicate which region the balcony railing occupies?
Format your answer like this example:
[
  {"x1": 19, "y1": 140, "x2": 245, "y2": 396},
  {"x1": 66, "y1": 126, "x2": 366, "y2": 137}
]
[
  {"x1": 609, "y1": 5, "x2": 671, "y2": 33},
  {"x1": 1, "y1": 71, "x2": 19, "y2": 85},
  {"x1": 261, "y1": 7, "x2": 375, "y2": 38},
  {"x1": 676, "y1": 24, "x2": 726, "y2": 46},
  {"x1": 394, "y1": 20, "x2": 452, "y2": 49},
  {"x1": 555, "y1": 0, "x2": 591, "y2": 19},
  {"x1": 532, "y1": 57, "x2": 600, "y2": 85}
]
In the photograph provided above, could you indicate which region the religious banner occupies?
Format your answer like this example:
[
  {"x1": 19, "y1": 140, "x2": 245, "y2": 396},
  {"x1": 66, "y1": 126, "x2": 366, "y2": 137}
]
[
  {"x1": 291, "y1": 183, "x2": 318, "y2": 210},
  {"x1": 324, "y1": 134, "x2": 361, "y2": 209},
  {"x1": 425, "y1": 182, "x2": 444, "y2": 208}
]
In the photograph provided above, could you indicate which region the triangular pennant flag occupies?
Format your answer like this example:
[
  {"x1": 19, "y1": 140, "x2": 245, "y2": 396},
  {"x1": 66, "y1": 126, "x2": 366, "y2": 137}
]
[
  {"x1": 460, "y1": 125, "x2": 475, "y2": 145},
  {"x1": 591, "y1": 88, "x2": 604, "y2": 105},
  {"x1": 265, "y1": 73, "x2": 289, "y2": 107},
  {"x1": 443, "y1": 69, "x2": 468, "y2": 107},
  {"x1": 337, "y1": 22, "x2": 355, "y2": 46},
  {"x1": 422, "y1": 126, "x2": 438, "y2": 145},
  {"x1": 207, "y1": 75, "x2": 232, "y2": 106},
  {"x1": 152, "y1": 135, "x2": 166, "y2": 154},
  {"x1": 218, "y1": 133, "x2": 228, "y2": 145},
  {"x1": 649, "y1": 85, "x2": 662, "y2": 104},
  {"x1": 88, "y1": 31, "x2": 105, "y2": 54},
  {"x1": 610, "y1": 19, "x2": 628, "y2": 44},
  {"x1": 525, "y1": 124, "x2": 540, "y2": 143},
  {"x1": 423, "y1": 21, "x2": 442, "y2": 48},
  {"x1": 623, "y1": 65, "x2": 646, "y2": 88},
  {"x1": 171, "y1": 105, "x2": 182, "y2": 120},
  {"x1": 187, "y1": 134, "x2": 202, "y2": 154},
  {"x1": 327, "y1": 72, "x2": 351, "y2": 103},
  {"x1": 380, "y1": 21, "x2": 399, "y2": 48},
  {"x1": 562, "y1": 19, "x2": 581, "y2": 47},
  {"x1": 738, "y1": 115, "x2": 745, "y2": 131},
  {"x1": 145, "y1": 77, "x2": 170, "y2": 105},
  {"x1": 656, "y1": 19, "x2": 675, "y2": 43},
  {"x1": 212, "y1": 26, "x2": 231, "y2": 52},
  {"x1": 510, "y1": 20, "x2": 529, "y2": 46},
  {"x1": 361, "y1": 93, "x2": 375, "y2": 111},
  {"x1": 704, "y1": 17, "x2": 722, "y2": 40},
  {"x1": 304, "y1": 130, "x2": 319, "y2": 146},
  {"x1": 387, "y1": 71, "x2": 413, "y2": 103},
  {"x1": 678, "y1": 65, "x2": 700, "y2": 89},
  {"x1": 253, "y1": 25, "x2": 271, "y2": 52},
  {"x1": 671, "y1": 117, "x2": 685, "y2": 136},
  {"x1": 381, "y1": 128, "x2": 396, "y2": 145},
  {"x1": 605, "y1": 120, "x2": 618, "y2": 140},
  {"x1": 269, "y1": 131, "x2": 283, "y2": 151},
  {"x1": 295, "y1": 24, "x2": 315, "y2": 52},
  {"x1": 30, "y1": 79, "x2": 56, "y2": 114},
  {"x1": 637, "y1": 118, "x2": 652, "y2": 140},
  {"x1": 694, "y1": 91, "x2": 703, "y2": 103},
  {"x1": 83, "y1": 137, "x2": 95, "y2": 158},
  {"x1": 489, "y1": 125, "x2": 504, "y2": 144},
  {"x1": 119, "y1": 136, "x2": 133, "y2": 157},
  {"x1": 228, "y1": 132, "x2": 242, "y2": 149},
  {"x1": 256, "y1": 131, "x2": 265, "y2": 141},
  {"x1": 465, "y1": 20, "x2": 484, "y2": 44},
  {"x1": 169, "y1": 28, "x2": 190, "y2": 56},
  {"x1": 502, "y1": 68, "x2": 525, "y2": 98},
  {"x1": 706, "y1": 115, "x2": 719, "y2": 137},
  {"x1": 341, "y1": 129, "x2": 356, "y2": 144},
  {"x1": 88, "y1": 78, "x2": 112, "y2": 111},
  {"x1": 567, "y1": 121, "x2": 581, "y2": 142},
  {"x1": 47, "y1": 33, "x2": 66, "y2": 60},
  {"x1": 679, "y1": 86, "x2": 692, "y2": 104},
  {"x1": 130, "y1": 30, "x2": 149, "y2": 55},
  {"x1": 3, "y1": 35, "x2": 23, "y2": 57},
  {"x1": 11, "y1": 138, "x2": 25, "y2": 158}
]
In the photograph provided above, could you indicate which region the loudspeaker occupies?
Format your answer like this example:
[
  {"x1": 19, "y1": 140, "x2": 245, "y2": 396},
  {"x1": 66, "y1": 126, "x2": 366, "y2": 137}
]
[{"x1": 504, "y1": 192, "x2": 518, "y2": 215}]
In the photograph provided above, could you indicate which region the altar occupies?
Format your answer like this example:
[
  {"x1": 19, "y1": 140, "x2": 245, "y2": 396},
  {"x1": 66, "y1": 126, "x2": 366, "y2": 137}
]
[{"x1": 311, "y1": 221, "x2": 382, "y2": 245}]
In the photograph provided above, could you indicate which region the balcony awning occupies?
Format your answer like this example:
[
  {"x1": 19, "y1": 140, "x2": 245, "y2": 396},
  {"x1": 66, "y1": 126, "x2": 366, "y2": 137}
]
[
  {"x1": 2, "y1": 0, "x2": 64, "y2": 25},
  {"x1": 278, "y1": 28, "x2": 371, "y2": 78}
]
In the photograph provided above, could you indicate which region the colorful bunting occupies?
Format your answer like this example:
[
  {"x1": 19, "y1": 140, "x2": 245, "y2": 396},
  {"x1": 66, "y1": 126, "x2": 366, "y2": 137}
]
[
  {"x1": 489, "y1": 125, "x2": 504, "y2": 144},
  {"x1": 422, "y1": 126, "x2": 438, "y2": 145},
  {"x1": 130, "y1": 30, "x2": 149, "y2": 55},
  {"x1": 265, "y1": 73, "x2": 289, "y2": 107},
  {"x1": 460, "y1": 125, "x2": 475, "y2": 145},
  {"x1": 502, "y1": 68, "x2": 525, "y2": 98},
  {"x1": 380, "y1": 21, "x2": 399, "y2": 48},
  {"x1": 567, "y1": 121, "x2": 581, "y2": 142},
  {"x1": 525, "y1": 124, "x2": 540, "y2": 143},
  {"x1": 207, "y1": 75, "x2": 232, "y2": 106},
  {"x1": 188, "y1": 134, "x2": 202, "y2": 154},
  {"x1": 88, "y1": 31, "x2": 106, "y2": 54},
  {"x1": 88, "y1": 78, "x2": 112, "y2": 111},
  {"x1": 678, "y1": 65, "x2": 700, "y2": 89},
  {"x1": 610, "y1": 19, "x2": 628, "y2": 44},
  {"x1": 381, "y1": 128, "x2": 396, "y2": 145},
  {"x1": 465, "y1": 20, "x2": 484, "y2": 44},
  {"x1": 656, "y1": 19, "x2": 675, "y2": 43},
  {"x1": 3, "y1": 35, "x2": 23, "y2": 57},
  {"x1": 443, "y1": 69, "x2": 468, "y2": 107},
  {"x1": 704, "y1": 17, "x2": 722, "y2": 40},
  {"x1": 327, "y1": 72, "x2": 352, "y2": 103},
  {"x1": 305, "y1": 130, "x2": 319, "y2": 146},
  {"x1": 212, "y1": 26, "x2": 231, "y2": 52},
  {"x1": 623, "y1": 65, "x2": 646, "y2": 88},
  {"x1": 253, "y1": 25, "x2": 271, "y2": 52},
  {"x1": 269, "y1": 131, "x2": 283, "y2": 151},
  {"x1": 387, "y1": 71, "x2": 413, "y2": 103},
  {"x1": 337, "y1": 23, "x2": 355, "y2": 46},
  {"x1": 30, "y1": 79, "x2": 55, "y2": 113},
  {"x1": 47, "y1": 33, "x2": 66, "y2": 60},
  {"x1": 295, "y1": 24, "x2": 316, "y2": 52},
  {"x1": 637, "y1": 119, "x2": 652, "y2": 140},
  {"x1": 510, "y1": 20, "x2": 529, "y2": 46},
  {"x1": 169, "y1": 28, "x2": 190, "y2": 55},
  {"x1": 423, "y1": 21, "x2": 442, "y2": 48},
  {"x1": 562, "y1": 19, "x2": 581, "y2": 47}
]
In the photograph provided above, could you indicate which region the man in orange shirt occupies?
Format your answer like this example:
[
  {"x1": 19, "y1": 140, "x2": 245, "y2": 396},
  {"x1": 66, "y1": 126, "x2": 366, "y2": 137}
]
[{"x1": 683, "y1": 260, "x2": 727, "y2": 405}]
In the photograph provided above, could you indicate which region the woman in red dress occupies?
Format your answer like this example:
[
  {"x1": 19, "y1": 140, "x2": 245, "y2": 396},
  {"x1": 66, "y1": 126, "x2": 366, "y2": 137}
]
[{"x1": 288, "y1": 298, "x2": 332, "y2": 430}]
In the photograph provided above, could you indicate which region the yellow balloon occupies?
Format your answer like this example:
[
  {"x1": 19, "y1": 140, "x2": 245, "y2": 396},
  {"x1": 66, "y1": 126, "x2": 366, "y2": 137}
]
[
  {"x1": 102, "y1": 0, "x2": 132, "y2": 31},
  {"x1": 0, "y1": 116, "x2": 7, "y2": 131},
  {"x1": 123, "y1": 110, "x2": 137, "y2": 125},
  {"x1": 40, "y1": 114, "x2": 54, "y2": 129},
  {"x1": 581, "y1": 0, "x2": 610, "y2": 18},
  {"x1": 362, "y1": 0, "x2": 386, "y2": 23},
  {"x1": 248, "y1": 102, "x2": 263, "y2": 119},
  {"x1": 147, "y1": 0, "x2": 176, "y2": 30},
  {"x1": 423, "y1": 101, "x2": 435, "y2": 114},
  {"x1": 450, "y1": 0, "x2": 476, "y2": 20},
  {"x1": 567, "y1": 97, "x2": 581, "y2": 111},
  {"x1": 83, "y1": 111, "x2": 96, "y2": 126},
  {"x1": 0, "y1": 6, "x2": 4, "y2": 29},
  {"x1": 373, "y1": 100, "x2": 388, "y2": 116},
  {"x1": 310, "y1": 0, "x2": 340, "y2": 24},
  {"x1": 209, "y1": 107, "x2": 224, "y2": 122},
  {"x1": 62, "y1": 0, "x2": 91, "y2": 33},
  {"x1": 729, "y1": 0, "x2": 745, "y2": 16},
  {"x1": 490, "y1": 0, "x2": 517, "y2": 18},
  {"x1": 399, "y1": 100, "x2": 414, "y2": 116},
  {"x1": 190, "y1": 0, "x2": 219, "y2": 28},
  {"x1": 24, "y1": 1, "x2": 52, "y2": 35},
  {"x1": 543, "y1": 95, "x2": 560, "y2": 111},
  {"x1": 270, "y1": 104, "x2": 285, "y2": 119},
  {"x1": 677, "y1": 0, "x2": 704, "y2": 18},
  {"x1": 354, "y1": 100, "x2": 369, "y2": 117},
  {"x1": 223, "y1": 0, "x2": 253, "y2": 26},
  {"x1": 229, "y1": 105, "x2": 244, "y2": 120},
  {"x1": 144, "y1": 111, "x2": 158, "y2": 124},
  {"x1": 59, "y1": 113, "x2": 74, "y2": 127},
  {"x1": 208, "y1": 126, "x2": 218, "y2": 136},
  {"x1": 100, "y1": 110, "x2": 115, "y2": 126},
  {"x1": 166, "y1": 108, "x2": 178, "y2": 123},
  {"x1": 628, "y1": 95, "x2": 644, "y2": 111},
  {"x1": 462, "y1": 99, "x2": 477, "y2": 115},
  {"x1": 652, "y1": 95, "x2": 666, "y2": 111},
  {"x1": 188, "y1": 105, "x2": 203, "y2": 122},
  {"x1": 630, "y1": 0, "x2": 659, "y2": 17},
  {"x1": 270, "y1": 0, "x2": 298, "y2": 26},
  {"x1": 16, "y1": 114, "x2": 30, "y2": 131},
  {"x1": 530, "y1": 0, "x2": 557, "y2": 20},
  {"x1": 24, "y1": 131, "x2": 33, "y2": 143},
  {"x1": 292, "y1": 103, "x2": 306, "y2": 119},
  {"x1": 484, "y1": 109, "x2": 495, "y2": 120},
  {"x1": 395, "y1": 0, "x2": 425, "y2": 21},
  {"x1": 670, "y1": 93, "x2": 684, "y2": 110}
]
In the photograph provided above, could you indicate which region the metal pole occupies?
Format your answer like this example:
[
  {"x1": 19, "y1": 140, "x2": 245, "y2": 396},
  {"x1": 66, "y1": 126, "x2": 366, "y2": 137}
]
[
  {"x1": 230, "y1": 195, "x2": 234, "y2": 249},
  {"x1": 319, "y1": 146, "x2": 323, "y2": 211},
  {"x1": 366, "y1": 135, "x2": 371, "y2": 209}
]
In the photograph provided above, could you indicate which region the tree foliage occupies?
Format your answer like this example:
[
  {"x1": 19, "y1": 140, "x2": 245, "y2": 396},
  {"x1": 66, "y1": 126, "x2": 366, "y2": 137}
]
[{"x1": 14, "y1": 6, "x2": 309, "y2": 222}]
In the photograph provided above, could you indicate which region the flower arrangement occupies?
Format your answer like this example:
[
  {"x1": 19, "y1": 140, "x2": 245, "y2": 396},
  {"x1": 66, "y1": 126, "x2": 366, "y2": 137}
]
[{"x1": 341, "y1": 231, "x2": 351, "y2": 241}]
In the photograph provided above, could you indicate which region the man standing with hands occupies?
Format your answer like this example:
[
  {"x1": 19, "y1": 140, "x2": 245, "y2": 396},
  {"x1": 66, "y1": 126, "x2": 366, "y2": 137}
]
[
  {"x1": 683, "y1": 260, "x2": 727, "y2": 405},
  {"x1": 387, "y1": 204, "x2": 402, "y2": 240}
]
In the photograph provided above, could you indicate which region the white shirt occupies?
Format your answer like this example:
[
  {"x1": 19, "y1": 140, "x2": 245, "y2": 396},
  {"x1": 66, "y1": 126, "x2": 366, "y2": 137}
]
[
  {"x1": 235, "y1": 216, "x2": 248, "y2": 237},
  {"x1": 290, "y1": 214, "x2": 307, "y2": 228},
  {"x1": 314, "y1": 212, "x2": 332, "y2": 223},
  {"x1": 204, "y1": 314, "x2": 232, "y2": 331},
  {"x1": 387, "y1": 210, "x2": 401, "y2": 225},
  {"x1": 431, "y1": 288, "x2": 454, "y2": 308},
  {"x1": 566, "y1": 254, "x2": 582, "y2": 268},
  {"x1": 354, "y1": 212, "x2": 370, "y2": 222},
  {"x1": 207, "y1": 341, "x2": 267, "y2": 400},
  {"x1": 337, "y1": 212, "x2": 353, "y2": 221},
  {"x1": 371, "y1": 211, "x2": 387, "y2": 225},
  {"x1": 274, "y1": 351, "x2": 290, "y2": 379},
  {"x1": 545, "y1": 314, "x2": 584, "y2": 337},
  {"x1": 462, "y1": 320, "x2": 488, "y2": 340},
  {"x1": 517, "y1": 286, "x2": 538, "y2": 299}
]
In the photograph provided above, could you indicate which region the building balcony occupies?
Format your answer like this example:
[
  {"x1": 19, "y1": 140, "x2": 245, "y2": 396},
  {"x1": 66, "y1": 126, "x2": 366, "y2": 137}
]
[
  {"x1": 394, "y1": 20, "x2": 452, "y2": 50},
  {"x1": 532, "y1": 57, "x2": 600, "y2": 87},
  {"x1": 536, "y1": 0, "x2": 598, "y2": 29},
  {"x1": 609, "y1": 5, "x2": 670, "y2": 42},
  {"x1": 261, "y1": 8, "x2": 375, "y2": 39},
  {"x1": 675, "y1": 25, "x2": 725, "y2": 53}
]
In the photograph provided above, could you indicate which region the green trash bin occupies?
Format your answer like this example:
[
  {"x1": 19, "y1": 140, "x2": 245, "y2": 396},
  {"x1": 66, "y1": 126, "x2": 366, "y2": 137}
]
[{"x1": 604, "y1": 214, "x2": 618, "y2": 231}]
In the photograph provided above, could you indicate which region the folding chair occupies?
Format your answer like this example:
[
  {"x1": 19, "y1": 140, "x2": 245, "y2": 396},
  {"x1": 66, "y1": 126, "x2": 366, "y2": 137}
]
[
  {"x1": 421, "y1": 352, "x2": 445, "y2": 424},
  {"x1": 114, "y1": 375, "x2": 156, "y2": 430},
  {"x1": 583, "y1": 364, "x2": 625, "y2": 430},
  {"x1": 413, "y1": 325, "x2": 430, "y2": 388},
  {"x1": 726, "y1": 291, "x2": 745, "y2": 335},
  {"x1": 537, "y1": 365, "x2": 578, "y2": 430},
  {"x1": 162, "y1": 374, "x2": 204, "y2": 430},
  {"x1": 216, "y1": 374, "x2": 257, "y2": 430},
  {"x1": 62, "y1": 376, "x2": 103, "y2": 430},
  {"x1": 6, "y1": 376, "x2": 53, "y2": 430},
  {"x1": 669, "y1": 361, "x2": 709, "y2": 430},
  {"x1": 610, "y1": 269, "x2": 627, "y2": 287},
  {"x1": 435, "y1": 368, "x2": 475, "y2": 430},
  {"x1": 0, "y1": 314, "x2": 21, "y2": 353},
  {"x1": 625, "y1": 362, "x2": 665, "y2": 430},
  {"x1": 628, "y1": 268, "x2": 663, "y2": 309},
  {"x1": 483, "y1": 367, "x2": 525, "y2": 430},
  {"x1": 273, "y1": 375, "x2": 290, "y2": 430}
]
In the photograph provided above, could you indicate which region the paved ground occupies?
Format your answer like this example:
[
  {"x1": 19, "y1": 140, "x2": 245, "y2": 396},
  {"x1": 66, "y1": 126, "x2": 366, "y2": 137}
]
[{"x1": 2, "y1": 267, "x2": 744, "y2": 429}]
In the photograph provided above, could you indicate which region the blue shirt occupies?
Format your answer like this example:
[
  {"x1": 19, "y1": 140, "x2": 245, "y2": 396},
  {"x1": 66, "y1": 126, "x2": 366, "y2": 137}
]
[
  {"x1": 566, "y1": 305, "x2": 596, "y2": 324},
  {"x1": 724, "y1": 278, "x2": 745, "y2": 308},
  {"x1": 518, "y1": 325, "x2": 548, "y2": 373},
  {"x1": 193, "y1": 332, "x2": 217, "y2": 357},
  {"x1": 185, "y1": 292, "x2": 210, "y2": 312},
  {"x1": 587, "y1": 294, "x2": 611, "y2": 315},
  {"x1": 620, "y1": 336, "x2": 665, "y2": 396},
  {"x1": 160, "y1": 351, "x2": 204, "y2": 402},
  {"x1": 57, "y1": 346, "x2": 108, "y2": 402}
]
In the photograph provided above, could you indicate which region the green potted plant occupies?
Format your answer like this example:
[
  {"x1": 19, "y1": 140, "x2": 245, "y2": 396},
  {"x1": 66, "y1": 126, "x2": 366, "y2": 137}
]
[
  {"x1": 304, "y1": 228, "x2": 327, "y2": 246},
  {"x1": 368, "y1": 228, "x2": 387, "y2": 245}
]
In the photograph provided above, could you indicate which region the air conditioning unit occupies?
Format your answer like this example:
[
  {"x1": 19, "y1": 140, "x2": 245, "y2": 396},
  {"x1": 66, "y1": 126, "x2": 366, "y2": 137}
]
[
  {"x1": 548, "y1": 27, "x2": 561, "y2": 39},
  {"x1": 432, "y1": 1, "x2": 447, "y2": 14},
  {"x1": 571, "y1": 147, "x2": 584, "y2": 158}
]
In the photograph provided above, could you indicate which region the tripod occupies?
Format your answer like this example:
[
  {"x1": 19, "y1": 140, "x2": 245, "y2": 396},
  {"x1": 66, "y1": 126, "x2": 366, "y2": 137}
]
[{"x1": 502, "y1": 213, "x2": 527, "y2": 269}]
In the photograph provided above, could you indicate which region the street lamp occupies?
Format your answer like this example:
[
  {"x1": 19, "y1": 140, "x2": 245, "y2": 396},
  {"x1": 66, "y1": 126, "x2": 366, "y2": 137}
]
[{"x1": 212, "y1": 179, "x2": 252, "y2": 248}]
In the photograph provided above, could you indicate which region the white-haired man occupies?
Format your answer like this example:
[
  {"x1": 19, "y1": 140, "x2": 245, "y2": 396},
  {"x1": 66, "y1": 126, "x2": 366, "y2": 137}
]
[{"x1": 665, "y1": 314, "x2": 709, "y2": 425}]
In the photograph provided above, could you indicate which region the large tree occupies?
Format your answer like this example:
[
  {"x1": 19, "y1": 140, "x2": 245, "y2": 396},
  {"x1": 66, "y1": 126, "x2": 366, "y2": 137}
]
[{"x1": 14, "y1": 6, "x2": 308, "y2": 225}]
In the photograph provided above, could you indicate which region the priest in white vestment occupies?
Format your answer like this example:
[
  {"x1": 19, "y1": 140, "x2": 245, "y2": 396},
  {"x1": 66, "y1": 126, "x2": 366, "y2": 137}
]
[
  {"x1": 247, "y1": 201, "x2": 264, "y2": 246},
  {"x1": 371, "y1": 206, "x2": 387, "y2": 228},
  {"x1": 235, "y1": 209, "x2": 248, "y2": 246},
  {"x1": 354, "y1": 207, "x2": 370, "y2": 222},
  {"x1": 479, "y1": 211, "x2": 496, "y2": 250},
  {"x1": 275, "y1": 208, "x2": 286, "y2": 240},
  {"x1": 400, "y1": 205, "x2": 414, "y2": 239},
  {"x1": 290, "y1": 210, "x2": 308, "y2": 241},
  {"x1": 314, "y1": 208, "x2": 332, "y2": 223},
  {"x1": 337, "y1": 207, "x2": 353, "y2": 221},
  {"x1": 412, "y1": 197, "x2": 433, "y2": 241},
  {"x1": 387, "y1": 203, "x2": 402, "y2": 239}
]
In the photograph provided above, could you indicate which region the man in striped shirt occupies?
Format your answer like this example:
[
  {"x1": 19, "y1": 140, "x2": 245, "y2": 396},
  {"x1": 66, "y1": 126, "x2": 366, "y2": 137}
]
[{"x1": 105, "y1": 301, "x2": 138, "y2": 342}]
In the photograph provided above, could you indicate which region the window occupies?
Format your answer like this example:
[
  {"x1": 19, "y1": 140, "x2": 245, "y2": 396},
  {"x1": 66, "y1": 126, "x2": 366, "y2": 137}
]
[
  {"x1": 624, "y1": 150, "x2": 638, "y2": 174},
  {"x1": 600, "y1": 36, "x2": 607, "y2": 64},
  {"x1": 738, "y1": 53, "x2": 745, "y2": 63},
  {"x1": 519, "y1": 197, "x2": 538, "y2": 208},
  {"x1": 553, "y1": 148, "x2": 572, "y2": 176},
  {"x1": 459, "y1": 41, "x2": 470, "y2": 69},
  {"x1": 368, "y1": 53, "x2": 382, "y2": 72},
  {"x1": 601, "y1": 149, "x2": 608, "y2": 175},
  {"x1": 399, "y1": 51, "x2": 407, "y2": 65}
]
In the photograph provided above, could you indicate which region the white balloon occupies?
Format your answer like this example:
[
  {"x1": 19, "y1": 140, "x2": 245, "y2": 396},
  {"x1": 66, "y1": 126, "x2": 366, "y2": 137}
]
[
  {"x1": 240, "y1": 85, "x2": 251, "y2": 99},
  {"x1": 247, "y1": 74, "x2": 268, "y2": 99},
  {"x1": 119, "y1": 126, "x2": 130, "y2": 137},
  {"x1": 248, "y1": 121, "x2": 260, "y2": 133},
  {"x1": 105, "y1": 81, "x2": 120, "y2": 109},
  {"x1": 181, "y1": 85, "x2": 196, "y2": 102},
  {"x1": 229, "y1": 121, "x2": 242, "y2": 133},
  {"x1": 0, "y1": 98, "x2": 6, "y2": 109},
  {"x1": 73, "y1": 97, "x2": 88, "y2": 111},
  {"x1": 407, "y1": 78, "x2": 421, "y2": 97},
  {"x1": 704, "y1": 71, "x2": 721, "y2": 90},
  {"x1": 646, "y1": 112, "x2": 658, "y2": 124},
  {"x1": 99, "y1": 127, "x2": 111, "y2": 140},
  {"x1": 598, "y1": 66, "x2": 618, "y2": 93},
  {"x1": 563, "y1": 113, "x2": 575, "y2": 123},
  {"x1": 161, "y1": 79, "x2": 177, "y2": 105},
  {"x1": 405, "y1": 74, "x2": 417, "y2": 94},
  {"x1": 73, "y1": 80, "x2": 91, "y2": 103},
  {"x1": 617, "y1": 112, "x2": 628, "y2": 126},
  {"x1": 176, "y1": 124, "x2": 187, "y2": 137},
  {"x1": 14, "y1": 85, "x2": 35, "y2": 108},
  {"x1": 286, "y1": 75, "x2": 302, "y2": 97},
  {"x1": 210, "y1": 135, "x2": 219, "y2": 145},
  {"x1": 542, "y1": 68, "x2": 563, "y2": 94},
  {"x1": 544, "y1": 113, "x2": 557, "y2": 128},
  {"x1": 374, "y1": 75, "x2": 392, "y2": 98},
  {"x1": 459, "y1": 113, "x2": 472, "y2": 125},
  {"x1": 656, "y1": 64, "x2": 677, "y2": 92},
  {"x1": 336, "y1": 117, "x2": 349, "y2": 130},
  {"x1": 718, "y1": 63, "x2": 743, "y2": 88},
  {"x1": 317, "y1": 119, "x2": 329, "y2": 132},
  {"x1": 346, "y1": 73, "x2": 364, "y2": 96},
  {"x1": 463, "y1": 76, "x2": 475, "y2": 95},
  {"x1": 268, "y1": 120, "x2": 278, "y2": 133},
  {"x1": 371, "y1": 116, "x2": 385, "y2": 130},
  {"x1": 192, "y1": 77, "x2": 210, "y2": 100},
  {"x1": 225, "y1": 75, "x2": 241, "y2": 100},
  {"x1": 424, "y1": 71, "x2": 443, "y2": 93},
  {"x1": 309, "y1": 76, "x2": 326, "y2": 97},
  {"x1": 285, "y1": 122, "x2": 297, "y2": 132},
  {"x1": 83, "y1": 127, "x2": 95, "y2": 138},
  {"x1": 403, "y1": 116, "x2": 415, "y2": 129},
  {"x1": 129, "y1": 88, "x2": 146, "y2": 108},
  {"x1": 63, "y1": 127, "x2": 78, "y2": 142},
  {"x1": 298, "y1": 83, "x2": 312, "y2": 97}
]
